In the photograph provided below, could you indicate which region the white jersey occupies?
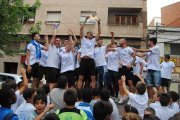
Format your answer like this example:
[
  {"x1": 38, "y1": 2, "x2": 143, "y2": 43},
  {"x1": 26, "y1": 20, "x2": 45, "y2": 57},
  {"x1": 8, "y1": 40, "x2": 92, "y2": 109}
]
[
  {"x1": 94, "y1": 46, "x2": 107, "y2": 67},
  {"x1": 117, "y1": 47, "x2": 134, "y2": 66},
  {"x1": 146, "y1": 46, "x2": 160, "y2": 71},
  {"x1": 81, "y1": 37, "x2": 96, "y2": 58},
  {"x1": 161, "y1": 61, "x2": 175, "y2": 79},
  {"x1": 59, "y1": 51, "x2": 75, "y2": 73},
  {"x1": 106, "y1": 51, "x2": 119, "y2": 72},
  {"x1": 25, "y1": 41, "x2": 43, "y2": 65},
  {"x1": 39, "y1": 50, "x2": 48, "y2": 67},
  {"x1": 133, "y1": 56, "x2": 143, "y2": 74},
  {"x1": 46, "y1": 44, "x2": 60, "y2": 69}
]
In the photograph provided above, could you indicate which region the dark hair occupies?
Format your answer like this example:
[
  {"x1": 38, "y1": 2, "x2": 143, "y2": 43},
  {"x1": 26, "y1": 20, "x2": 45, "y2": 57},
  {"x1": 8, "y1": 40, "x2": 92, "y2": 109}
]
[
  {"x1": 0, "y1": 88, "x2": 16, "y2": 107},
  {"x1": 143, "y1": 114, "x2": 160, "y2": 120},
  {"x1": 164, "y1": 54, "x2": 170, "y2": 60},
  {"x1": 93, "y1": 101, "x2": 113, "y2": 120},
  {"x1": 169, "y1": 112, "x2": 180, "y2": 120},
  {"x1": 92, "y1": 88, "x2": 100, "y2": 97},
  {"x1": 82, "y1": 88, "x2": 92, "y2": 103},
  {"x1": 31, "y1": 32, "x2": 39, "y2": 39},
  {"x1": 43, "y1": 113, "x2": 59, "y2": 120},
  {"x1": 145, "y1": 107, "x2": 156, "y2": 116},
  {"x1": 64, "y1": 89, "x2": 77, "y2": 106},
  {"x1": 34, "y1": 94, "x2": 47, "y2": 105},
  {"x1": 168, "y1": 91, "x2": 179, "y2": 102},
  {"x1": 77, "y1": 89, "x2": 83, "y2": 101},
  {"x1": 124, "y1": 104, "x2": 139, "y2": 115},
  {"x1": 57, "y1": 76, "x2": 68, "y2": 89},
  {"x1": 23, "y1": 88, "x2": 36, "y2": 101},
  {"x1": 149, "y1": 37, "x2": 157, "y2": 45},
  {"x1": 159, "y1": 93, "x2": 170, "y2": 106},
  {"x1": 136, "y1": 81, "x2": 146, "y2": 95},
  {"x1": 2, "y1": 79, "x2": 17, "y2": 91},
  {"x1": 100, "y1": 89, "x2": 110, "y2": 101},
  {"x1": 42, "y1": 84, "x2": 50, "y2": 95},
  {"x1": 114, "y1": 42, "x2": 117, "y2": 45}
]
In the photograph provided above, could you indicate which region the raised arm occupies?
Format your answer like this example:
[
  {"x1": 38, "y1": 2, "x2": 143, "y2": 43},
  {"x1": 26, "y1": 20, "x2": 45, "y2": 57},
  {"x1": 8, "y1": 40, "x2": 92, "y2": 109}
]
[
  {"x1": 19, "y1": 68, "x2": 28, "y2": 94},
  {"x1": 80, "y1": 16, "x2": 90, "y2": 40},
  {"x1": 110, "y1": 32, "x2": 114, "y2": 44},
  {"x1": 122, "y1": 75, "x2": 130, "y2": 95},
  {"x1": 50, "y1": 24, "x2": 58, "y2": 45},
  {"x1": 69, "y1": 29, "x2": 78, "y2": 42},
  {"x1": 95, "y1": 18, "x2": 101, "y2": 41}
]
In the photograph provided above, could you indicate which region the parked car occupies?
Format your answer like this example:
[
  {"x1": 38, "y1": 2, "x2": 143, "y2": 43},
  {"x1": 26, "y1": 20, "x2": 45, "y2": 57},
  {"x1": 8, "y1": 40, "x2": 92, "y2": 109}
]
[{"x1": 0, "y1": 73, "x2": 22, "y2": 88}]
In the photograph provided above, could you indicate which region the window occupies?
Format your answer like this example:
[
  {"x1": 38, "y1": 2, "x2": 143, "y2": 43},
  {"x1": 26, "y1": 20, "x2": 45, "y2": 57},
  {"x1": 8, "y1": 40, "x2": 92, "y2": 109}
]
[
  {"x1": 120, "y1": 16, "x2": 125, "y2": 25},
  {"x1": 80, "y1": 11, "x2": 96, "y2": 24},
  {"x1": 114, "y1": 15, "x2": 138, "y2": 25},
  {"x1": 170, "y1": 43, "x2": 180, "y2": 55},
  {"x1": 46, "y1": 11, "x2": 61, "y2": 24}
]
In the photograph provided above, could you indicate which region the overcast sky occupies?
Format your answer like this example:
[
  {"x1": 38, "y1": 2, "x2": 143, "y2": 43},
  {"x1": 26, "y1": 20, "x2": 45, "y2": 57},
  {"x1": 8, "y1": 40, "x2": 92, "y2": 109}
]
[{"x1": 147, "y1": 0, "x2": 180, "y2": 24}]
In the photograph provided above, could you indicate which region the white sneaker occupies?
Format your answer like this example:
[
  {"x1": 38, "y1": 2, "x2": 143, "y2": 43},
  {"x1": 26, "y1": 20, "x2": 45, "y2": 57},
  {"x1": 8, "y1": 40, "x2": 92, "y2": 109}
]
[{"x1": 118, "y1": 96, "x2": 126, "y2": 104}]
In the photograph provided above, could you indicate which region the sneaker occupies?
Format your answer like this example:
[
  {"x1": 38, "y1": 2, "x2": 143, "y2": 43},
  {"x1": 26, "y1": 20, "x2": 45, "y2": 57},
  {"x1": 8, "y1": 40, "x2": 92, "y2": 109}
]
[{"x1": 118, "y1": 96, "x2": 126, "y2": 104}]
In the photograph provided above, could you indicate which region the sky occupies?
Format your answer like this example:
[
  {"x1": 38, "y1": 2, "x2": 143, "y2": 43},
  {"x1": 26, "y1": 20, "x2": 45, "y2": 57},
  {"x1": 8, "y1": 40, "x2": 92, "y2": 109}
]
[{"x1": 147, "y1": 0, "x2": 180, "y2": 24}]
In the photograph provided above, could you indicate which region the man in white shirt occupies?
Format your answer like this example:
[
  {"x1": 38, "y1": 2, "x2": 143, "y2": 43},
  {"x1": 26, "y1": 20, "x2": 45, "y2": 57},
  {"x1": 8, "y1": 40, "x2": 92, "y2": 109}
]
[
  {"x1": 122, "y1": 74, "x2": 148, "y2": 118},
  {"x1": 77, "y1": 16, "x2": 101, "y2": 89},
  {"x1": 161, "y1": 54, "x2": 175, "y2": 92},
  {"x1": 168, "y1": 91, "x2": 180, "y2": 114},
  {"x1": 117, "y1": 38, "x2": 136, "y2": 104},
  {"x1": 46, "y1": 26, "x2": 61, "y2": 90},
  {"x1": 154, "y1": 93, "x2": 176, "y2": 120},
  {"x1": 135, "y1": 37, "x2": 161, "y2": 101},
  {"x1": 25, "y1": 32, "x2": 48, "y2": 89}
]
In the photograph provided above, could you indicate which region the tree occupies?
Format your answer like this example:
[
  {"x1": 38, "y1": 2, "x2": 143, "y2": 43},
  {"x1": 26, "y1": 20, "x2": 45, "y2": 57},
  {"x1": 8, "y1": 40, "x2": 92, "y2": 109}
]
[{"x1": 0, "y1": 0, "x2": 41, "y2": 54}]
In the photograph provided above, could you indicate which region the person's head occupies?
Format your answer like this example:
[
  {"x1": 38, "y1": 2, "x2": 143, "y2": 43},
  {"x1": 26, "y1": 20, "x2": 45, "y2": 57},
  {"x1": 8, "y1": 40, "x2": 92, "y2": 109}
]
[
  {"x1": 64, "y1": 88, "x2": 77, "y2": 106},
  {"x1": 23, "y1": 88, "x2": 37, "y2": 104},
  {"x1": 0, "y1": 88, "x2": 16, "y2": 108},
  {"x1": 31, "y1": 32, "x2": 40, "y2": 42},
  {"x1": 34, "y1": 94, "x2": 47, "y2": 114},
  {"x1": 119, "y1": 38, "x2": 127, "y2": 47},
  {"x1": 57, "y1": 76, "x2": 68, "y2": 89},
  {"x1": 97, "y1": 39, "x2": 103, "y2": 47},
  {"x1": 92, "y1": 88, "x2": 100, "y2": 99},
  {"x1": 55, "y1": 37, "x2": 61, "y2": 47},
  {"x1": 42, "y1": 84, "x2": 50, "y2": 96},
  {"x1": 168, "y1": 91, "x2": 179, "y2": 104},
  {"x1": 122, "y1": 113, "x2": 142, "y2": 120},
  {"x1": 123, "y1": 104, "x2": 139, "y2": 115},
  {"x1": 65, "y1": 41, "x2": 71, "y2": 52},
  {"x1": 164, "y1": 54, "x2": 170, "y2": 62},
  {"x1": 82, "y1": 88, "x2": 92, "y2": 103},
  {"x1": 153, "y1": 93, "x2": 161, "y2": 102},
  {"x1": 143, "y1": 114, "x2": 160, "y2": 120},
  {"x1": 43, "y1": 113, "x2": 59, "y2": 120},
  {"x1": 93, "y1": 101, "x2": 113, "y2": 120},
  {"x1": 64, "y1": 39, "x2": 69, "y2": 46},
  {"x1": 144, "y1": 107, "x2": 156, "y2": 116},
  {"x1": 86, "y1": 31, "x2": 94, "y2": 39},
  {"x1": 136, "y1": 81, "x2": 146, "y2": 95},
  {"x1": 2, "y1": 79, "x2": 17, "y2": 91},
  {"x1": 100, "y1": 89, "x2": 110, "y2": 101},
  {"x1": 77, "y1": 89, "x2": 83, "y2": 101},
  {"x1": 159, "y1": 93, "x2": 170, "y2": 106},
  {"x1": 148, "y1": 37, "x2": 157, "y2": 47}
]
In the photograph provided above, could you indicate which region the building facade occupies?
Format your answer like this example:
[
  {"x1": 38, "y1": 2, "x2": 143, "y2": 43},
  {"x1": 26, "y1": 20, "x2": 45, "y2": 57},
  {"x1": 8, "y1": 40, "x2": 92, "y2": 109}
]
[{"x1": 0, "y1": 0, "x2": 147, "y2": 73}]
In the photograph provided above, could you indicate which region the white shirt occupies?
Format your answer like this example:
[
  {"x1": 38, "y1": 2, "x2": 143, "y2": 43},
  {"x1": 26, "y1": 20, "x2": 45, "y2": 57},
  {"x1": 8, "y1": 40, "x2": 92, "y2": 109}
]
[
  {"x1": 11, "y1": 90, "x2": 26, "y2": 113},
  {"x1": 133, "y1": 56, "x2": 143, "y2": 74},
  {"x1": 109, "y1": 98, "x2": 120, "y2": 120},
  {"x1": 39, "y1": 50, "x2": 48, "y2": 67},
  {"x1": 75, "y1": 49, "x2": 81, "y2": 69},
  {"x1": 155, "y1": 106, "x2": 176, "y2": 120},
  {"x1": 46, "y1": 44, "x2": 60, "y2": 69},
  {"x1": 25, "y1": 41, "x2": 43, "y2": 65},
  {"x1": 106, "y1": 51, "x2": 119, "y2": 72},
  {"x1": 146, "y1": 46, "x2": 160, "y2": 71},
  {"x1": 15, "y1": 102, "x2": 35, "y2": 120},
  {"x1": 59, "y1": 51, "x2": 75, "y2": 73},
  {"x1": 81, "y1": 37, "x2": 96, "y2": 58},
  {"x1": 161, "y1": 61, "x2": 175, "y2": 79},
  {"x1": 128, "y1": 91, "x2": 149, "y2": 118},
  {"x1": 169, "y1": 102, "x2": 180, "y2": 114},
  {"x1": 94, "y1": 46, "x2": 107, "y2": 67},
  {"x1": 149, "y1": 101, "x2": 161, "y2": 109},
  {"x1": 117, "y1": 47, "x2": 134, "y2": 66}
]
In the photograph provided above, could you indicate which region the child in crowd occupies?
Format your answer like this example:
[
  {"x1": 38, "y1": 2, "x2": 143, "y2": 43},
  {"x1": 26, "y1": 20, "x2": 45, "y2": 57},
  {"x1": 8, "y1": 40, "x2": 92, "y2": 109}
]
[
  {"x1": 123, "y1": 104, "x2": 139, "y2": 115},
  {"x1": 43, "y1": 113, "x2": 59, "y2": 120},
  {"x1": 75, "y1": 88, "x2": 83, "y2": 107},
  {"x1": 27, "y1": 94, "x2": 54, "y2": 120},
  {"x1": 56, "y1": 88, "x2": 87, "y2": 120},
  {"x1": 168, "y1": 91, "x2": 180, "y2": 113},
  {"x1": 149, "y1": 93, "x2": 161, "y2": 109},
  {"x1": 90, "y1": 88, "x2": 100, "y2": 107},
  {"x1": 122, "y1": 74, "x2": 148, "y2": 118}
]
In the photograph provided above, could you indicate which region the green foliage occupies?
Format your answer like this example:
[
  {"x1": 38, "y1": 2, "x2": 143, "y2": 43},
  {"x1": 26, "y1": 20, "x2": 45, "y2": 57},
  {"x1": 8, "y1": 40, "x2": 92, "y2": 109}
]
[
  {"x1": 29, "y1": 21, "x2": 42, "y2": 34},
  {"x1": 0, "y1": 0, "x2": 41, "y2": 55}
]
